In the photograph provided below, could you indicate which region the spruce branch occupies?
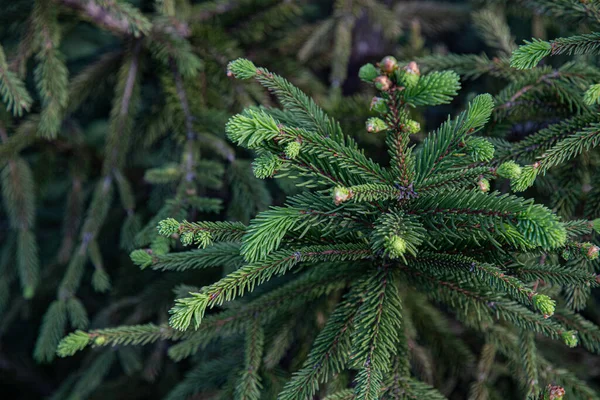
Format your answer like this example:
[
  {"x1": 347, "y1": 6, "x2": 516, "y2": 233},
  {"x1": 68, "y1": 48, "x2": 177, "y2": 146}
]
[
  {"x1": 169, "y1": 244, "x2": 371, "y2": 330},
  {"x1": 0, "y1": 44, "x2": 32, "y2": 116}
]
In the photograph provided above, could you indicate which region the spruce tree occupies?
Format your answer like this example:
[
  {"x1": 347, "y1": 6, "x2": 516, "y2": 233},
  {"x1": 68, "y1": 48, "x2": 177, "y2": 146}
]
[
  {"x1": 58, "y1": 56, "x2": 600, "y2": 399},
  {"x1": 1, "y1": 1, "x2": 473, "y2": 398},
  {"x1": 3, "y1": 1, "x2": 600, "y2": 399}
]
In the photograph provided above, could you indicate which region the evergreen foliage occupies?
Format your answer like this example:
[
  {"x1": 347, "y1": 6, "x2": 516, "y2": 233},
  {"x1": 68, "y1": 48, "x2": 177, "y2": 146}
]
[
  {"x1": 58, "y1": 55, "x2": 600, "y2": 399},
  {"x1": 2, "y1": 1, "x2": 600, "y2": 399}
]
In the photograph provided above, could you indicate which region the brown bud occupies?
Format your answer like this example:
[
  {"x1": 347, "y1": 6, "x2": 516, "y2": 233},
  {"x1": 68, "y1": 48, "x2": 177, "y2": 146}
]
[
  {"x1": 547, "y1": 385, "x2": 565, "y2": 400},
  {"x1": 588, "y1": 245, "x2": 599, "y2": 259},
  {"x1": 405, "y1": 61, "x2": 420, "y2": 76},
  {"x1": 374, "y1": 75, "x2": 392, "y2": 91},
  {"x1": 380, "y1": 56, "x2": 398, "y2": 74}
]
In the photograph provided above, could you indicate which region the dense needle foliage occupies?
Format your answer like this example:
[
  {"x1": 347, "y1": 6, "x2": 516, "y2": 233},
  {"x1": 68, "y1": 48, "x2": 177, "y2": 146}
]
[{"x1": 2, "y1": 0, "x2": 600, "y2": 399}]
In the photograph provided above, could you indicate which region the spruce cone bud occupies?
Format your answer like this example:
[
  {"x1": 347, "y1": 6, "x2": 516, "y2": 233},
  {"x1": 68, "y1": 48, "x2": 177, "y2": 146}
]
[
  {"x1": 405, "y1": 120, "x2": 420, "y2": 134},
  {"x1": 545, "y1": 385, "x2": 565, "y2": 400},
  {"x1": 478, "y1": 178, "x2": 490, "y2": 193},
  {"x1": 158, "y1": 218, "x2": 181, "y2": 236},
  {"x1": 359, "y1": 63, "x2": 379, "y2": 82},
  {"x1": 370, "y1": 97, "x2": 388, "y2": 114},
  {"x1": 581, "y1": 243, "x2": 600, "y2": 260},
  {"x1": 366, "y1": 117, "x2": 387, "y2": 133},
  {"x1": 284, "y1": 141, "x2": 301, "y2": 159},
  {"x1": 497, "y1": 161, "x2": 522, "y2": 179},
  {"x1": 511, "y1": 164, "x2": 539, "y2": 192},
  {"x1": 94, "y1": 336, "x2": 107, "y2": 346},
  {"x1": 561, "y1": 330, "x2": 578, "y2": 348},
  {"x1": 380, "y1": 56, "x2": 398, "y2": 74},
  {"x1": 532, "y1": 294, "x2": 556, "y2": 317},
  {"x1": 386, "y1": 235, "x2": 407, "y2": 259},
  {"x1": 333, "y1": 186, "x2": 352, "y2": 205},
  {"x1": 181, "y1": 231, "x2": 195, "y2": 246},
  {"x1": 374, "y1": 75, "x2": 392, "y2": 91},
  {"x1": 395, "y1": 61, "x2": 420, "y2": 88},
  {"x1": 405, "y1": 61, "x2": 420, "y2": 76},
  {"x1": 465, "y1": 137, "x2": 495, "y2": 162}
]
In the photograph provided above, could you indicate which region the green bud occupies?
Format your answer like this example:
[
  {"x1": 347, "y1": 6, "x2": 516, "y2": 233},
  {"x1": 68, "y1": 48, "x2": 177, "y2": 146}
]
[
  {"x1": 380, "y1": 56, "x2": 398, "y2": 74},
  {"x1": 180, "y1": 231, "x2": 195, "y2": 246},
  {"x1": 94, "y1": 335, "x2": 107, "y2": 346},
  {"x1": 386, "y1": 235, "x2": 407, "y2": 259},
  {"x1": 359, "y1": 63, "x2": 379, "y2": 82},
  {"x1": 478, "y1": 178, "x2": 490, "y2": 193},
  {"x1": 157, "y1": 218, "x2": 181, "y2": 236},
  {"x1": 370, "y1": 97, "x2": 388, "y2": 114},
  {"x1": 397, "y1": 70, "x2": 419, "y2": 88},
  {"x1": 395, "y1": 62, "x2": 420, "y2": 88},
  {"x1": 130, "y1": 249, "x2": 154, "y2": 269},
  {"x1": 496, "y1": 161, "x2": 522, "y2": 180},
  {"x1": 592, "y1": 218, "x2": 600, "y2": 234},
  {"x1": 252, "y1": 152, "x2": 283, "y2": 179},
  {"x1": 333, "y1": 186, "x2": 352, "y2": 205},
  {"x1": 511, "y1": 163, "x2": 539, "y2": 192},
  {"x1": 532, "y1": 294, "x2": 556, "y2": 317},
  {"x1": 195, "y1": 230, "x2": 213, "y2": 248},
  {"x1": 366, "y1": 117, "x2": 387, "y2": 133},
  {"x1": 465, "y1": 137, "x2": 495, "y2": 162},
  {"x1": 284, "y1": 141, "x2": 301, "y2": 159},
  {"x1": 561, "y1": 330, "x2": 578, "y2": 348},
  {"x1": 226, "y1": 58, "x2": 257, "y2": 79},
  {"x1": 405, "y1": 120, "x2": 420, "y2": 134}
]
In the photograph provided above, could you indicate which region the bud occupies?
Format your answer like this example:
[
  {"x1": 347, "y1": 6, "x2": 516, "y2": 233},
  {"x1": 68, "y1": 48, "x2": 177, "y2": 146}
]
[
  {"x1": 561, "y1": 330, "x2": 578, "y2": 348},
  {"x1": 532, "y1": 294, "x2": 556, "y2": 317},
  {"x1": 465, "y1": 137, "x2": 495, "y2": 162},
  {"x1": 592, "y1": 218, "x2": 600, "y2": 234},
  {"x1": 561, "y1": 248, "x2": 572, "y2": 261},
  {"x1": 366, "y1": 117, "x2": 387, "y2": 133},
  {"x1": 157, "y1": 218, "x2": 181, "y2": 236},
  {"x1": 374, "y1": 75, "x2": 392, "y2": 91},
  {"x1": 405, "y1": 120, "x2": 420, "y2": 134},
  {"x1": 581, "y1": 242, "x2": 600, "y2": 260},
  {"x1": 386, "y1": 235, "x2": 407, "y2": 259},
  {"x1": 252, "y1": 152, "x2": 282, "y2": 179},
  {"x1": 284, "y1": 141, "x2": 301, "y2": 159},
  {"x1": 370, "y1": 97, "x2": 388, "y2": 114},
  {"x1": 380, "y1": 56, "x2": 398, "y2": 74},
  {"x1": 359, "y1": 63, "x2": 379, "y2": 82},
  {"x1": 395, "y1": 61, "x2": 421, "y2": 88},
  {"x1": 511, "y1": 164, "x2": 539, "y2": 192},
  {"x1": 478, "y1": 178, "x2": 490, "y2": 193},
  {"x1": 405, "y1": 61, "x2": 420, "y2": 76},
  {"x1": 496, "y1": 161, "x2": 522, "y2": 180},
  {"x1": 181, "y1": 231, "x2": 195, "y2": 246},
  {"x1": 333, "y1": 186, "x2": 352, "y2": 205},
  {"x1": 544, "y1": 385, "x2": 565, "y2": 400},
  {"x1": 94, "y1": 335, "x2": 107, "y2": 346}
]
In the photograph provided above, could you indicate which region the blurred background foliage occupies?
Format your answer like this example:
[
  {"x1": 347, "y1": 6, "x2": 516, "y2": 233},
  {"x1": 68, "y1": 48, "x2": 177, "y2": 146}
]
[{"x1": 0, "y1": 0, "x2": 599, "y2": 399}]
